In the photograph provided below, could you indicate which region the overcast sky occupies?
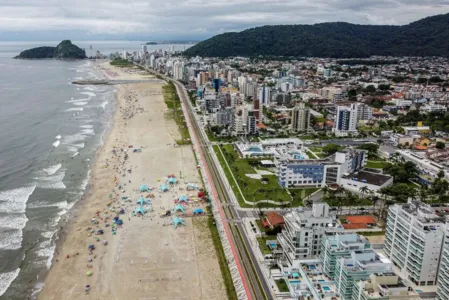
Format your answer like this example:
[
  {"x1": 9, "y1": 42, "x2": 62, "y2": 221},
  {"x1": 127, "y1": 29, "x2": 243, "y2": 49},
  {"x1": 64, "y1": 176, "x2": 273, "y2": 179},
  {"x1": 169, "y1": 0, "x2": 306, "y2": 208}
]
[{"x1": 1, "y1": 0, "x2": 449, "y2": 41}]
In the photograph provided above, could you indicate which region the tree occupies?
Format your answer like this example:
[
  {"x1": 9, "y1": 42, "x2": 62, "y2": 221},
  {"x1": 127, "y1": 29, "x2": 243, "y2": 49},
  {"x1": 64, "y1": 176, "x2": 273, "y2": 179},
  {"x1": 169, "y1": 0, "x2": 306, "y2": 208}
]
[
  {"x1": 357, "y1": 143, "x2": 379, "y2": 156},
  {"x1": 359, "y1": 186, "x2": 370, "y2": 199},
  {"x1": 436, "y1": 141, "x2": 446, "y2": 149},
  {"x1": 364, "y1": 85, "x2": 376, "y2": 94},
  {"x1": 322, "y1": 144, "x2": 342, "y2": 156}
]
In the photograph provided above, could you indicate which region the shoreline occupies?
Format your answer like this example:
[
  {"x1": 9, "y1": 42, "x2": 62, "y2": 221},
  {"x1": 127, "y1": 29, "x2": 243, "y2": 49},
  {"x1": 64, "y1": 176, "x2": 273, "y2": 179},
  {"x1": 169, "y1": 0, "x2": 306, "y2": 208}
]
[
  {"x1": 36, "y1": 62, "x2": 226, "y2": 299},
  {"x1": 29, "y1": 62, "x2": 120, "y2": 298}
]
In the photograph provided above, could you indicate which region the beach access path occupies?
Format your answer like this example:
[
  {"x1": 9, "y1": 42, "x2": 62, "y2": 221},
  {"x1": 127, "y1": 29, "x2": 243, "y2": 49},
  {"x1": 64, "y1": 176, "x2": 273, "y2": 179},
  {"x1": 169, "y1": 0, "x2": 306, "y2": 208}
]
[{"x1": 37, "y1": 63, "x2": 226, "y2": 300}]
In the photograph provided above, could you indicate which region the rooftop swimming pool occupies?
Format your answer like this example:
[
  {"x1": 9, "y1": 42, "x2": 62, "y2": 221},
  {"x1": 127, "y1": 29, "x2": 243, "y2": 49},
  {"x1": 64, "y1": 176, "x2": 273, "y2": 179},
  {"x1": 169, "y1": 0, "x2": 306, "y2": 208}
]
[{"x1": 323, "y1": 286, "x2": 331, "y2": 291}]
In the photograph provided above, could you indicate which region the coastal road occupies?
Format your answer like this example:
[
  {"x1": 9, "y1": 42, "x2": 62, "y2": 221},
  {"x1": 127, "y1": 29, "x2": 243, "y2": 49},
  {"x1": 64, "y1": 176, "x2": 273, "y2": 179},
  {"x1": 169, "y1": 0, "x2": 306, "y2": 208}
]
[{"x1": 171, "y1": 78, "x2": 274, "y2": 300}]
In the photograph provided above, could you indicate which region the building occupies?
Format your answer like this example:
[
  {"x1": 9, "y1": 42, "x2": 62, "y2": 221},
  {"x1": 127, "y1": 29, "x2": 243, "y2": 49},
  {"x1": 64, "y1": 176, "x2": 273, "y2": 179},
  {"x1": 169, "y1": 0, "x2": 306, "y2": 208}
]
[
  {"x1": 261, "y1": 212, "x2": 284, "y2": 229},
  {"x1": 340, "y1": 170, "x2": 393, "y2": 193},
  {"x1": 258, "y1": 86, "x2": 271, "y2": 105},
  {"x1": 436, "y1": 223, "x2": 449, "y2": 300},
  {"x1": 389, "y1": 134, "x2": 414, "y2": 147},
  {"x1": 277, "y1": 149, "x2": 367, "y2": 188},
  {"x1": 246, "y1": 111, "x2": 257, "y2": 135},
  {"x1": 335, "y1": 250, "x2": 393, "y2": 299},
  {"x1": 277, "y1": 203, "x2": 343, "y2": 264},
  {"x1": 352, "y1": 272, "x2": 420, "y2": 300},
  {"x1": 356, "y1": 103, "x2": 373, "y2": 122},
  {"x1": 384, "y1": 201, "x2": 445, "y2": 286},
  {"x1": 421, "y1": 103, "x2": 447, "y2": 114},
  {"x1": 320, "y1": 233, "x2": 373, "y2": 279},
  {"x1": 291, "y1": 102, "x2": 311, "y2": 132},
  {"x1": 333, "y1": 104, "x2": 358, "y2": 136}
]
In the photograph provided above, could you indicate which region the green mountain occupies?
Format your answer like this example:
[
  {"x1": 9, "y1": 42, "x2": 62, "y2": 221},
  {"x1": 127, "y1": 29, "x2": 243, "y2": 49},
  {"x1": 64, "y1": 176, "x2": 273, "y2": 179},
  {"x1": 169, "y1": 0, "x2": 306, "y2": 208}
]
[
  {"x1": 183, "y1": 13, "x2": 449, "y2": 58},
  {"x1": 15, "y1": 40, "x2": 86, "y2": 59}
]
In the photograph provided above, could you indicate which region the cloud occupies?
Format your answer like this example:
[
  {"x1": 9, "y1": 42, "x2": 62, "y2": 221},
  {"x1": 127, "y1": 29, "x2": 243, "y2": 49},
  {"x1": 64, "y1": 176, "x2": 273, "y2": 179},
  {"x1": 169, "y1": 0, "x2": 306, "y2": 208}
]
[{"x1": 0, "y1": 0, "x2": 448, "y2": 40}]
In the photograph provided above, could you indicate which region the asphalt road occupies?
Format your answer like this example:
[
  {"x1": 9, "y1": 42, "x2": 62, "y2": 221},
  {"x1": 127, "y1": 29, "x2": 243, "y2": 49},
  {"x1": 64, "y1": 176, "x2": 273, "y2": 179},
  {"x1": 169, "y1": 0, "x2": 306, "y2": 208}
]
[{"x1": 166, "y1": 75, "x2": 273, "y2": 299}]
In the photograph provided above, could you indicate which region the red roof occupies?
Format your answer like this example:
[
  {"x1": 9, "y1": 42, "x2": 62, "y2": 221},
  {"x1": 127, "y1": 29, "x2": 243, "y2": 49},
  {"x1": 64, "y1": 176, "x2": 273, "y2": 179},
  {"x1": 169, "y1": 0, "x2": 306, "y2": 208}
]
[
  {"x1": 345, "y1": 216, "x2": 376, "y2": 224},
  {"x1": 261, "y1": 212, "x2": 284, "y2": 228},
  {"x1": 342, "y1": 223, "x2": 369, "y2": 229},
  {"x1": 257, "y1": 123, "x2": 268, "y2": 129}
]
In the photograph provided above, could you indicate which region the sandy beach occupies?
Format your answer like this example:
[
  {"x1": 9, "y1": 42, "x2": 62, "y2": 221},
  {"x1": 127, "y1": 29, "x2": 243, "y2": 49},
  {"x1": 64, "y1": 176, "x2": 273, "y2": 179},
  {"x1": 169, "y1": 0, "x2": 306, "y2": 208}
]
[{"x1": 37, "y1": 62, "x2": 226, "y2": 300}]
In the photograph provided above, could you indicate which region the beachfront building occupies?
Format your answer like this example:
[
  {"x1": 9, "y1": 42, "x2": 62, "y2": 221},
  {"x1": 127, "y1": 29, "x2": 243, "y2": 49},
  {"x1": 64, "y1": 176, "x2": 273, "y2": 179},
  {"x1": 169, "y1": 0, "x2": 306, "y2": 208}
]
[
  {"x1": 384, "y1": 200, "x2": 445, "y2": 287},
  {"x1": 278, "y1": 203, "x2": 344, "y2": 264},
  {"x1": 276, "y1": 233, "x2": 412, "y2": 300},
  {"x1": 277, "y1": 149, "x2": 367, "y2": 188},
  {"x1": 436, "y1": 223, "x2": 449, "y2": 300},
  {"x1": 235, "y1": 138, "x2": 304, "y2": 158},
  {"x1": 320, "y1": 233, "x2": 372, "y2": 279},
  {"x1": 352, "y1": 273, "x2": 420, "y2": 300},
  {"x1": 334, "y1": 250, "x2": 393, "y2": 299}
]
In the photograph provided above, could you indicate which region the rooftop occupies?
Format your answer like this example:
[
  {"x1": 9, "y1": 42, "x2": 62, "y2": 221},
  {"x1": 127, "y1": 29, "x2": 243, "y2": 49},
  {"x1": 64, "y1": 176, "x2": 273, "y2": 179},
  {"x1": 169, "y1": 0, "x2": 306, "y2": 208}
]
[{"x1": 342, "y1": 170, "x2": 392, "y2": 186}]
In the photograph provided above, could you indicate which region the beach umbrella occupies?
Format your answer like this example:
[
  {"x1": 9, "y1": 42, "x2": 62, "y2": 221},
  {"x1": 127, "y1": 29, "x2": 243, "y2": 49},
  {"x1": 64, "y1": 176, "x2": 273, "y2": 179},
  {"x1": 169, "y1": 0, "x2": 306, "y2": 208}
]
[{"x1": 86, "y1": 270, "x2": 93, "y2": 276}]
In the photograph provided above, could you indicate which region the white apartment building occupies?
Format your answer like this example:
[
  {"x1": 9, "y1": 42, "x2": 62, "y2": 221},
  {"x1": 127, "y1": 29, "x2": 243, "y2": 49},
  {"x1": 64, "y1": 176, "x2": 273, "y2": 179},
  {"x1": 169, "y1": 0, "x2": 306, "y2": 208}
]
[
  {"x1": 333, "y1": 104, "x2": 359, "y2": 136},
  {"x1": 436, "y1": 223, "x2": 449, "y2": 300},
  {"x1": 384, "y1": 201, "x2": 445, "y2": 287},
  {"x1": 421, "y1": 103, "x2": 448, "y2": 113},
  {"x1": 277, "y1": 203, "x2": 344, "y2": 265},
  {"x1": 291, "y1": 102, "x2": 310, "y2": 132},
  {"x1": 258, "y1": 86, "x2": 271, "y2": 105}
]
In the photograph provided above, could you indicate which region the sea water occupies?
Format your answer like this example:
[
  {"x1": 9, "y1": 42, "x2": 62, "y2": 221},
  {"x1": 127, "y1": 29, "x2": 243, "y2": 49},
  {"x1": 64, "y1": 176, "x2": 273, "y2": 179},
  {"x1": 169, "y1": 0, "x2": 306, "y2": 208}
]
[{"x1": 0, "y1": 41, "x2": 189, "y2": 299}]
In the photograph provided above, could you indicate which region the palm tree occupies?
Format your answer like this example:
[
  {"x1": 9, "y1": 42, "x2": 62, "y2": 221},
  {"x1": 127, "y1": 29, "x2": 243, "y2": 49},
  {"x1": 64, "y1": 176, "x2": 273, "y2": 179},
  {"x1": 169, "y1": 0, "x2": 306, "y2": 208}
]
[{"x1": 359, "y1": 186, "x2": 370, "y2": 199}]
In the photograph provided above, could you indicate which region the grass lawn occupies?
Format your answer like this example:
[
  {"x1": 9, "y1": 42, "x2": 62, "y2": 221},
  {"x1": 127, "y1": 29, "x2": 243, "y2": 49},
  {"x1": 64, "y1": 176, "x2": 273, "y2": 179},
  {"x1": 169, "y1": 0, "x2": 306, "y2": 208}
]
[
  {"x1": 289, "y1": 188, "x2": 320, "y2": 206},
  {"x1": 306, "y1": 150, "x2": 319, "y2": 159},
  {"x1": 214, "y1": 145, "x2": 293, "y2": 207},
  {"x1": 204, "y1": 209, "x2": 238, "y2": 299},
  {"x1": 365, "y1": 160, "x2": 387, "y2": 169},
  {"x1": 257, "y1": 237, "x2": 273, "y2": 255},
  {"x1": 110, "y1": 58, "x2": 134, "y2": 67},
  {"x1": 324, "y1": 196, "x2": 372, "y2": 207},
  {"x1": 162, "y1": 82, "x2": 191, "y2": 145},
  {"x1": 275, "y1": 279, "x2": 289, "y2": 293}
]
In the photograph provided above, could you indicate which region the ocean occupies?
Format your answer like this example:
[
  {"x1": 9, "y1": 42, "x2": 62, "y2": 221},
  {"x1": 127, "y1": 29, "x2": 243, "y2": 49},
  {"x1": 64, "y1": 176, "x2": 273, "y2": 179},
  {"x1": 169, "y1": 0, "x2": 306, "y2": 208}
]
[{"x1": 0, "y1": 41, "x2": 189, "y2": 299}]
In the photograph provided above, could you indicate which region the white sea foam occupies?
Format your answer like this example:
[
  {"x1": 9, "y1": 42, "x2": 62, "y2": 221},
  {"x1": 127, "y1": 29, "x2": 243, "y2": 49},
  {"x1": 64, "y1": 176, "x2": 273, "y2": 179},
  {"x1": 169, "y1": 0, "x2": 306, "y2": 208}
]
[
  {"x1": 0, "y1": 229, "x2": 22, "y2": 250},
  {"x1": 37, "y1": 245, "x2": 56, "y2": 269},
  {"x1": 0, "y1": 268, "x2": 20, "y2": 296},
  {"x1": 43, "y1": 164, "x2": 62, "y2": 176},
  {"x1": 71, "y1": 152, "x2": 79, "y2": 157},
  {"x1": 81, "y1": 91, "x2": 96, "y2": 97},
  {"x1": 0, "y1": 185, "x2": 36, "y2": 214},
  {"x1": 35, "y1": 171, "x2": 66, "y2": 190},
  {"x1": 83, "y1": 87, "x2": 95, "y2": 91},
  {"x1": 52, "y1": 140, "x2": 60, "y2": 147},
  {"x1": 81, "y1": 129, "x2": 94, "y2": 135},
  {"x1": 0, "y1": 214, "x2": 28, "y2": 230},
  {"x1": 55, "y1": 135, "x2": 61, "y2": 140},
  {"x1": 100, "y1": 101, "x2": 108, "y2": 109},
  {"x1": 28, "y1": 200, "x2": 68, "y2": 210},
  {"x1": 80, "y1": 125, "x2": 94, "y2": 129},
  {"x1": 66, "y1": 98, "x2": 89, "y2": 103},
  {"x1": 63, "y1": 133, "x2": 87, "y2": 145},
  {"x1": 65, "y1": 108, "x2": 84, "y2": 112},
  {"x1": 80, "y1": 170, "x2": 91, "y2": 191},
  {"x1": 73, "y1": 101, "x2": 88, "y2": 106}
]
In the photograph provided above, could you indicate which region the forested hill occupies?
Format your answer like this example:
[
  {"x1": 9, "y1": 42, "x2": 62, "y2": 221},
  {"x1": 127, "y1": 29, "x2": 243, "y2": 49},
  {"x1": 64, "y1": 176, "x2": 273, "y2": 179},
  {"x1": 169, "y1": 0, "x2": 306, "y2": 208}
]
[
  {"x1": 15, "y1": 40, "x2": 86, "y2": 59},
  {"x1": 183, "y1": 13, "x2": 449, "y2": 58}
]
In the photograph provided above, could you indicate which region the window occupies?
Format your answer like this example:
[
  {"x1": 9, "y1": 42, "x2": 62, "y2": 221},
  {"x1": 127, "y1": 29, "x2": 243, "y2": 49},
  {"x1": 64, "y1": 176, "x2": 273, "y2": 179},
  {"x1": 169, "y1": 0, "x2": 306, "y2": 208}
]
[{"x1": 305, "y1": 232, "x2": 309, "y2": 236}]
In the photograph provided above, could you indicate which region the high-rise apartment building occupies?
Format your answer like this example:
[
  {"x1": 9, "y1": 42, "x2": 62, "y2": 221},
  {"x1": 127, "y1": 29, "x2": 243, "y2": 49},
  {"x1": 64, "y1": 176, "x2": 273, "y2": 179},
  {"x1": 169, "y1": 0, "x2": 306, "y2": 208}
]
[
  {"x1": 291, "y1": 102, "x2": 310, "y2": 132},
  {"x1": 384, "y1": 201, "x2": 445, "y2": 287},
  {"x1": 436, "y1": 223, "x2": 449, "y2": 300},
  {"x1": 356, "y1": 103, "x2": 373, "y2": 121},
  {"x1": 277, "y1": 203, "x2": 343, "y2": 264},
  {"x1": 333, "y1": 104, "x2": 358, "y2": 136},
  {"x1": 258, "y1": 86, "x2": 271, "y2": 105}
]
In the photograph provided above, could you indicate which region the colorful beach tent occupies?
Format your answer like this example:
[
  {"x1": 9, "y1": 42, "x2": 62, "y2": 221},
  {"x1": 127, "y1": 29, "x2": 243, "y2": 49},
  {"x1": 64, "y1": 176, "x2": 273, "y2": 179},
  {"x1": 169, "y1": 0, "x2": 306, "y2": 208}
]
[
  {"x1": 193, "y1": 208, "x2": 204, "y2": 215},
  {"x1": 134, "y1": 205, "x2": 147, "y2": 216},
  {"x1": 171, "y1": 217, "x2": 185, "y2": 229},
  {"x1": 167, "y1": 177, "x2": 177, "y2": 185},
  {"x1": 173, "y1": 204, "x2": 185, "y2": 213},
  {"x1": 187, "y1": 183, "x2": 198, "y2": 190},
  {"x1": 140, "y1": 184, "x2": 150, "y2": 192},
  {"x1": 160, "y1": 184, "x2": 169, "y2": 192},
  {"x1": 137, "y1": 196, "x2": 150, "y2": 205},
  {"x1": 177, "y1": 195, "x2": 188, "y2": 203}
]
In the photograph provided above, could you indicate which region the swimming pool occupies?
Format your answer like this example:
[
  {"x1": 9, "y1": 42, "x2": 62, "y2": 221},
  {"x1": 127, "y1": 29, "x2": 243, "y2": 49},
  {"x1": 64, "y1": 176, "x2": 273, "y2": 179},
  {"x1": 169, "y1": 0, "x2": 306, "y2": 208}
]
[
  {"x1": 323, "y1": 286, "x2": 331, "y2": 291},
  {"x1": 290, "y1": 280, "x2": 301, "y2": 284}
]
